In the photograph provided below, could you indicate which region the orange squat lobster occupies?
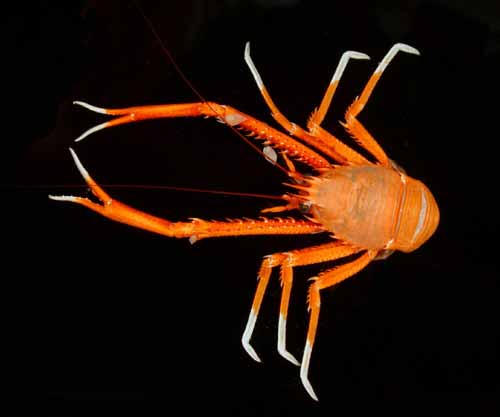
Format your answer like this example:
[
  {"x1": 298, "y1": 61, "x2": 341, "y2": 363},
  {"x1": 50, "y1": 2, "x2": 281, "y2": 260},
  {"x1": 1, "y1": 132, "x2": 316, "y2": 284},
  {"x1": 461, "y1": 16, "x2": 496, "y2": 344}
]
[{"x1": 50, "y1": 43, "x2": 439, "y2": 400}]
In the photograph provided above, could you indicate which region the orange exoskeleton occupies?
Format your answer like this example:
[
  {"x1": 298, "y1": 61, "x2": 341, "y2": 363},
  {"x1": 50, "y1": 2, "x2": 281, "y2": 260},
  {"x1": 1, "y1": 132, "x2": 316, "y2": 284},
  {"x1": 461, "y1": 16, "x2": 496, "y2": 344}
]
[{"x1": 50, "y1": 42, "x2": 439, "y2": 400}]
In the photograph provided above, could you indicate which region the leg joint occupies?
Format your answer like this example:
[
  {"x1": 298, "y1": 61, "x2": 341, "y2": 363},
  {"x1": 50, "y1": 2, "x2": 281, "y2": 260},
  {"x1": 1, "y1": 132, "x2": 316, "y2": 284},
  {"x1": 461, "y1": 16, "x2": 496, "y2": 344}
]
[{"x1": 307, "y1": 281, "x2": 321, "y2": 310}]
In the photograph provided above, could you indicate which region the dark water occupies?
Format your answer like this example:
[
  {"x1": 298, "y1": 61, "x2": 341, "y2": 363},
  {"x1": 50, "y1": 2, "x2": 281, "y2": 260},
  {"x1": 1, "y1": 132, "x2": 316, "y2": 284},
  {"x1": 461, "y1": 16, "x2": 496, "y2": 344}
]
[{"x1": 5, "y1": 1, "x2": 499, "y2": 416}]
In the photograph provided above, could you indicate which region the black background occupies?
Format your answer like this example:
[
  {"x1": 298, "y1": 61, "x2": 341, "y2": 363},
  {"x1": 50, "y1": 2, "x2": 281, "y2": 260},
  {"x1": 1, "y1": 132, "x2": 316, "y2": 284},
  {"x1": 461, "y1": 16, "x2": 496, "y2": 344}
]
[{"x1": 5, "y1": 1, "x2": 499, "y2": 416}]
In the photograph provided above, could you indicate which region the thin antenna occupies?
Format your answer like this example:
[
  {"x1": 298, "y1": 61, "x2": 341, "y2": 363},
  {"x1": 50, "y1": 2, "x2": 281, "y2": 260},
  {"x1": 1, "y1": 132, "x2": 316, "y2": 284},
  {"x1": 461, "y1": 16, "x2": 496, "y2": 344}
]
[
  {"x1": 132, "y1": 1, "x2": 291, "y2": 177},
  {"x1": 13, "y1": 183, "x2": 284, "y2": 201}
]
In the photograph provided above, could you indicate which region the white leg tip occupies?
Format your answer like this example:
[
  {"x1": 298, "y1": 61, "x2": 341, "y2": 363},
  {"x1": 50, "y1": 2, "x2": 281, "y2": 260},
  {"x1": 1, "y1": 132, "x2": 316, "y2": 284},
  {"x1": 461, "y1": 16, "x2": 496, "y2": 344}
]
[
  {"x1": 277, "y1": 314, "x2": 299, "y2": 366},
  {"x1": 375, "y1": 43, "x2": 420, "y2": 75},
  {"x1": 330, "y1": 50, "x2": 370, "y2": 84},
  {"x1": 301, "y1": 375, "x2": 319, "y2": 402},
  {"x1": 242, "y1": 309, "x2": 261, "y2": 362},
  {"x1": 344, "y1": 51, "x2": 370, "y2": 61},
  {"x1": 279, "y1": 348, "x2": 300, "y2": 367},
  {"x1": 242, "y1": 339, "x2": 262, "y2": 363},
  {"x1": 300, "y1": 340, "x2": 319, "y2": 401},
  {"x1": 394, "y1": 42, "x2": 420, "y2": 56}
]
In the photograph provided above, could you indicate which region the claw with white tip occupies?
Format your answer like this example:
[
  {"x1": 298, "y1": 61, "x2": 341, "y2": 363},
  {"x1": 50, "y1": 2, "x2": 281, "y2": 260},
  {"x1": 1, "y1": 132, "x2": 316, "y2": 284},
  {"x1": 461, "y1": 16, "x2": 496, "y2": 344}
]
[{"x1": 48, "y1": 148, "x2": 91, "y2": 202}]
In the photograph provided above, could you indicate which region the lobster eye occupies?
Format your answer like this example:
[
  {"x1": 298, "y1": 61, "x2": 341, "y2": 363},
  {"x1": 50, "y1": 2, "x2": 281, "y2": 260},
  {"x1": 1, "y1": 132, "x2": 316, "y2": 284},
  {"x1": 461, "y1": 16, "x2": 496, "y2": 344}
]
[{"x1": 299, "y1": 201, "x2": 312, "y2": 214}]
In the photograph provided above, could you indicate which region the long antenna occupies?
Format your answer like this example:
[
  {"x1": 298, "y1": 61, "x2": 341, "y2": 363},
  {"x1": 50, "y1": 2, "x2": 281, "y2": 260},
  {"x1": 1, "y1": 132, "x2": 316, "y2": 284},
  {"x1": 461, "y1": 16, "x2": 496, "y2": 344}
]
[
  {"x1": 133, "y1": 1, "x2": 291, "y2": 177},
  {"x1": 15, "y1": 183, "x2": 284, "y2": 201}
]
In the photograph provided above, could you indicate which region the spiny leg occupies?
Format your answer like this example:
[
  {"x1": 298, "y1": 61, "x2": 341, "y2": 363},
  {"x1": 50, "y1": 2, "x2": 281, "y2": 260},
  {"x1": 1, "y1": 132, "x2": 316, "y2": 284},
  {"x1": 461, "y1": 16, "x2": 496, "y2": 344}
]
[
  {"x1": 305, "y1": 50, "x2": 376, "y2": 165},
  {"x1": 49, "y1": 148, "x2": 326, "y2": 240},
  {"x1": 342, "y1": 43, "x2": 420, "y2": 166},
  {"x1": 307, "y1": 50, "x2": 369, "y2": 129},
  {"x1": 242, "y1": 242, "x2": 360, "y2": 366},
  {"x1": 73, "y1": 100, "x2": 330, "y2": 171},
  {"x1": 244, "y1": 43, "x2": 369, "y2": 165},
  {"x1": 301, "y1": 250, "x2": 377, "y2": 401}
]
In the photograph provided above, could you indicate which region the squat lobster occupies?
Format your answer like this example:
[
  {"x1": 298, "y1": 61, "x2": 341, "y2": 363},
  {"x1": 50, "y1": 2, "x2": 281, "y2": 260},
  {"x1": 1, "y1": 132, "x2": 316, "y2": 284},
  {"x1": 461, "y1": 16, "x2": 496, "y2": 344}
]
[{"x1": 50, "y1": 42, "x2": 439, "y2": 400}]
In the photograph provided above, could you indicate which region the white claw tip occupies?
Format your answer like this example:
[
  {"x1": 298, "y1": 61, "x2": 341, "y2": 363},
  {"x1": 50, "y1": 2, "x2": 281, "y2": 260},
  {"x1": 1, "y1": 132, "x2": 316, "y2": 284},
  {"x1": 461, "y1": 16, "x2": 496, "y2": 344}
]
[
  {"x1": 68, "y1": 147, "x2": 90, "y2": 180},
  {"x1": 74, "y1": 121, "x2": 108, "y2": 142},
  {"x1": 72, "y1": 101, "x2": 110, "y2": 142},
  {"x1": 48, "y1": 195, "x2": 77, "y2": 202},
  {"x1": 73, "y1": 101, "x2": 109, "y2": 114}
]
